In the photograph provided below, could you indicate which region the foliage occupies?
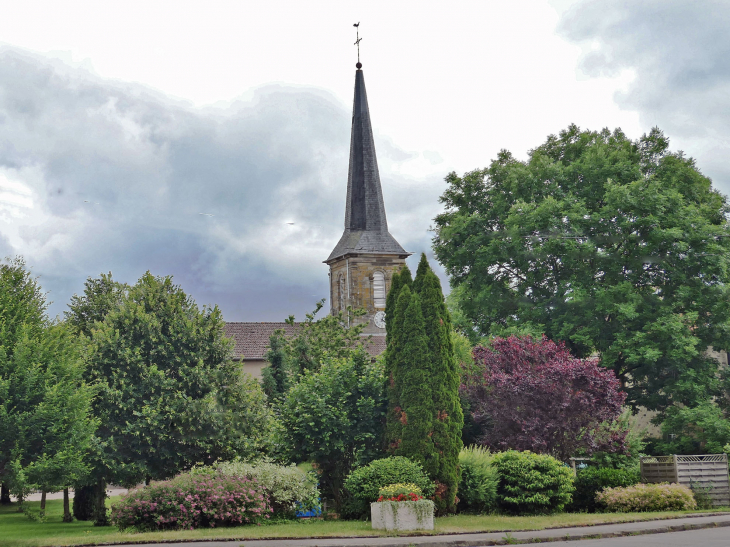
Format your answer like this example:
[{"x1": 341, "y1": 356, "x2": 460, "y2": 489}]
[
  {"x1": 596, "y1": 483, "x2": 696, "y2": 512},
  {"x1": 588, "y1": 410, "x2": 647, "y2": 470},
  {"x1": 492, "y1": 451, "x2": 575, "y2": 515},
  {"x1": 65, "y1": 272, "x2": 127, "y2": 337},
  {"x1": 342, "y1": 456, "x2": 434, "y2": 519},
  {"x1": 261, "y1": 330, "x2": 290, "y2": 400},
  {"x1": 70, "y1": 272, "x2": 274, "y2": 488},
  {"x1": 433, "y1": 125, "x2": 730, "y2": 412},
  {"x1": 386, "y1": 256, "x2": 463, "y2": 513},
  {"x1": 0, "y1": 258, "x2": 96, "y2": 515},
  {"x1": 284, "y1": 300, "x2": 370, "y2": 376},
  {"x1": 568, "y1": 467, "x2": 640, "y2": 513},
  {"x1": 462, "y1": 336, "x2": 627, "y2": 461},
  {"x1": 653, "y1": 400, "x2": 730, "y2": 455},
  {"x1": 384, "y1": 266, "x2": 412, "y2": 457},
  {"x1": 72, "y1": 485, "x2": 95, "y2": 521},
  {"x1": 110, "y1": 473, "x2": 271, "y2": 531},
  {"x1": 458, "y1": 445, "x2": 499, "y2": 514},
  {"x1": 216, "y1": 460, "x2": 319, "y2": 516},
  {"x1": 377, "y1": 483, "x2": 423, "y2": 502},
  {"x1": 278, "y1": 349, "x2": 386, "y2": 512}
]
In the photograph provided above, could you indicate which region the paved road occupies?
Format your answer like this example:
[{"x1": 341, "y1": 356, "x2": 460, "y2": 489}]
[
  {"x1": 125, "y1": 514, "x2": 730, "y2": 547},
  {"x1": 543, "y1": 526, "x2": 730, "y2": 546}
]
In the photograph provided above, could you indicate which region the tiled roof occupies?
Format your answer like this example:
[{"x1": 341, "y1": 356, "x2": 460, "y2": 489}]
[
  {"x1": 223, "y1": 322, "x2": 386, "y2": 360},
  {"x1": 224, "y1": 322, "x2": 300, "y2": 360}
]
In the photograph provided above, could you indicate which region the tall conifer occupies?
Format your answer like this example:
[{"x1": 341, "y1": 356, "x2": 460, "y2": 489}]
[
  {"x1": 385, "y1": 282, "x2": 411, "y2": 451},
  {"x1": 412, "y1": 253, "x2": 430, "y2": 294},
  {"x1": 392, "y1": 288, "x2": 436, "y2": 473},
  {"x1": 419, "y1": 268, "x2": 463, "y2": 513},
  {"x1": 385, "y1": 255, "x2": 463, "y2": 513}
]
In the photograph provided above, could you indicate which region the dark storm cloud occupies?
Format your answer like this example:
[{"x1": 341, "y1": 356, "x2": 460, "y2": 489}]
[
  {"x1": 0, "y1": 47, "x2": 442, "y2": 320},
  {"x1": 557, "y1": 0, "x2": 730, "y2": 193}
]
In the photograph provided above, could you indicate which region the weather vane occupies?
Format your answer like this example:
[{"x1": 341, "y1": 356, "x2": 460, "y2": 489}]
[{"x1": 353, "y1": 22, "x2": 362, "y2": 67}]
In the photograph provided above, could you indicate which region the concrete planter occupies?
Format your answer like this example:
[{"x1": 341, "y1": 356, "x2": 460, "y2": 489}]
[{"x1": 371, "y1": 499, "x2": 435, "y2": 531}]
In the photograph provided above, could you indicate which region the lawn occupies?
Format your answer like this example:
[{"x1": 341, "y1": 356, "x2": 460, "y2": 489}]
[{"x1": 1, "y1": 497, "x2": 727, "y2": 547}]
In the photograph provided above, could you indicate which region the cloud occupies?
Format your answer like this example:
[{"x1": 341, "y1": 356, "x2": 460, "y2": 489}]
[
  {"x1": 0, "y1": 47, "x2": 447, "y2": 320},
  {"x1": 556, "y1": 0, "x2": 730, "y2": 193}
]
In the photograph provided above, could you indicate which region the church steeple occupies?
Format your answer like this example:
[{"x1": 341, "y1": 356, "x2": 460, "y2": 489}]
[
  {"x1": 325, "y1": 61, "x2": 409, "y2": 331},
  {"x1": 326, "y1": 65, "x2": 408, "y2": 263}
]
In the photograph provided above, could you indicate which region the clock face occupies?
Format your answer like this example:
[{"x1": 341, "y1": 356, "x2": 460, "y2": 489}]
[{"x1": 374, "y1": 311, "x2": 386, "y2": 329}]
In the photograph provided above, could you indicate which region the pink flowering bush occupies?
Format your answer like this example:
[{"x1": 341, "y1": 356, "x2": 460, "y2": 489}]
[
  {"x1": 596, "y1": 483, "x2": 697, "y2": 512},
  {"x1": 110, "y1": 473, "x2": 272, "y2": 531}
]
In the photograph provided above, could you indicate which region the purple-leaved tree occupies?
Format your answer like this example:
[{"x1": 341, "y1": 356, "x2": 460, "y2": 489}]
[{"x1": 461, "y1": 335, "x2": 627, "y2": 461}]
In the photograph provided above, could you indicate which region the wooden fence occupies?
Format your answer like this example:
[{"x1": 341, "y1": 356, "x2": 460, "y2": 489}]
[{"x1": 640, "y1": 454, "x2": 730, "y2": 507}]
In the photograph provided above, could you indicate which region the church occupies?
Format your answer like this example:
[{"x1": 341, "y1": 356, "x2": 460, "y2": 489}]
[{"x1": 225, "y1": 61, "x2": 410, "y2": 378}]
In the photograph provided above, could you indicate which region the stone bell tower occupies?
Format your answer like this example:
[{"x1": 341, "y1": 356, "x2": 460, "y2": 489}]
[{"x1": 325, "y1": 61, "x2": 410, "y2": 336}]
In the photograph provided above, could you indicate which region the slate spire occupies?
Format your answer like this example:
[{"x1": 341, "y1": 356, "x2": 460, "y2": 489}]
[{"x1": 326, "y1": 65, "x2": 408, "y2": 263}]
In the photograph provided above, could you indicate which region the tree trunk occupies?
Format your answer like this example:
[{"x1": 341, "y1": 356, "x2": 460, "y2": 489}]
[
  {"x1": 63, "y1": 488, "x2": 72, "y2": 522},
  {"x1": 0, "y1": 483, "x2": 10, "y2": 505},
  {"x1": 92, "y1": 478, "x2": 109, "y2": 526},
  {"x1": 145, "y1": 476, "x2": 151, "y2": 486},
  {"x1": 40, "y1": 490, "x2": 46, "y2": 515}
]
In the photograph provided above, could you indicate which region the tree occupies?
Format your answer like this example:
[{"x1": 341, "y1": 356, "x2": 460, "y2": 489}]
[
  {"x1": 651, "y1": 401, "x2": 730, "y2": 455},
  {"x1": 0, "y1": 258, "x2": 96, "y2": 520},
  {"x1": 278, "y1": 349, "x2": 386, "y2": 511},
  {"x1": 412, "y1": 257, "x2": 463, "y2": 513},
  {"x1": 433, "y1": 126, "x2": 730, "y2": 411},
  {"x1": 385, "y1": 256, "x2": 463, "y2": 513},
  {"x1": 461, "y1": 335, "x2": 627, "y2": 461},
  {"x1": 68, "y1": 272, "x2": 273, "y2": 520},
  {"x1": 262, "y1": 329, "x2": 290, "y2": 400}
]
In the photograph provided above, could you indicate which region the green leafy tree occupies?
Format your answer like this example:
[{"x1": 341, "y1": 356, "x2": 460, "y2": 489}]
[
  {"x1": 0, "y1": 258, "x2": 96, "y2": 521},
  {"x1": 65, "y1": 272, "x2": 127, "y2": 337},
  {"x1": 652, "y1": 401, "x2": 730, "y2": 455},
  {"x1": 260, "y1": 301, "x2": 371, "y2": 401},
  {"x1": 433, "y1": 125, "x2": 730, "y2": 411},
  {"x1": 278, "y1": 349, "x2": 386, "y2": 511},
  {"x1": 68, "y1": 272, "x2": 273, "y2": 521}
]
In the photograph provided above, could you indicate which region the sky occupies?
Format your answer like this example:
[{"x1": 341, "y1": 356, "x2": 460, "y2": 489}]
[{"x1": 0, "y1": 0, "x2": 727, "y2": 321}]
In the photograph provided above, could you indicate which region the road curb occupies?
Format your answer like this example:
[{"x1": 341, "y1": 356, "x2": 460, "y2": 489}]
[{"x1": 79, "y1": 512, "x2": 730, "y2": 546}]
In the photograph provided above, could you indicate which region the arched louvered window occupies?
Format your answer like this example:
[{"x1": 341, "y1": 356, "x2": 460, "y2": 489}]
[{"x1": 373, "y1": 271, "x2": 386, "y2": 308}]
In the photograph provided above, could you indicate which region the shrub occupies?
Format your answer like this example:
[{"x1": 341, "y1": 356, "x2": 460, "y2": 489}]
[
  {"x1": 568, "y1": 467, "x2": 641, "y2": 513},
  {"x1": 110, "y1": 473, "x2": 271, "y2": 531},
  {"x1": 216, "y1": 460, "x2": 319, "y2": 517},
  {"x1": 492, "y1": 451, "x2": 574, "y2": 514},
  {"x1": 458, "y1": 445, "x2": 499, "y2": 514},
  {"x1": 597, "y1": 483, "x2": 697, "y2": 512},
  {"x1": 342, "y1": 457, "x2": 434, "y2": 519}
]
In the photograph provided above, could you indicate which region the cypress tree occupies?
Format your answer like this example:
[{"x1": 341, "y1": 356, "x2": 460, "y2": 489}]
[
  {"x1": 393, "y1": 288, "x2": 436, "y2": 474},
  {"x1": 384, "y1": 283, "x2": 412, "y2": 451},
  {"x1": 419, "y1": 268, "x2": 463, "y2": 513},
  {"x1": 384, "y1": 264, "x2": 413, "y2": 451},
  {"x1": 411, "y1": 252, "x2": 430, "y2": 294}
]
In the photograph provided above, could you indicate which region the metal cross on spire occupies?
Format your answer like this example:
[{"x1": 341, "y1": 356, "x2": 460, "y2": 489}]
[{"x1": 353, "y1": 22, "x2": 362, "y2": 67}]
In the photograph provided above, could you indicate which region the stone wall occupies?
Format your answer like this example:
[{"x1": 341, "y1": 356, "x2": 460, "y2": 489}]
[{"x1": 328, "y1": 253, "x2": 407, "y2": 335}]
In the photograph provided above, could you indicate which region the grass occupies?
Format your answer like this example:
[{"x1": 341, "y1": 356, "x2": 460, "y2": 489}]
[{"x1": 1, "y1": 497, "x2": 727, "y2": 547}]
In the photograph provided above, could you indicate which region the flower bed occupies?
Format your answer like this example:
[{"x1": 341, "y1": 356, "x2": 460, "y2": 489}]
[{"x1": 110, "y1": 473, "x2": 272, "y2": 531}]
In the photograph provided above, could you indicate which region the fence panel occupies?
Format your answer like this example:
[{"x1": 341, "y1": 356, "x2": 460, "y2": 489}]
[{"x1": 641, "y1": 454, "x2": 730, "y2": 507}]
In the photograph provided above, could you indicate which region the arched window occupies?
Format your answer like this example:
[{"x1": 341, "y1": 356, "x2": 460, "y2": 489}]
[
  {"x1": 373, "y1": 271, "x2": 386, "y2": 308},
  {"x1": 338, "y1": 274, "x2": 346, "y2": 311}
]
